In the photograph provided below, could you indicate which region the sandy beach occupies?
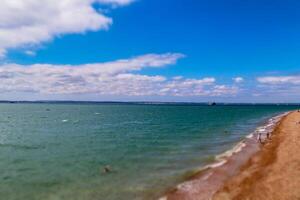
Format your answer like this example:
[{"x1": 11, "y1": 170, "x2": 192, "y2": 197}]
[
  {"x1": 213, "y1": 111, "x2": 300, "y2": 200},
  {"x1": 163, "y1": 111, "x2": 300, "y2": 200}
]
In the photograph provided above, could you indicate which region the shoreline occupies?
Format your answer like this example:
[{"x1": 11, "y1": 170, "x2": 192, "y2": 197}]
[
  {"x1": 213, "y1": 110, "x2": 300, "y2": 200},
  {"x1": 160, "y1": 111, "x2": 292, "y2": 200}
]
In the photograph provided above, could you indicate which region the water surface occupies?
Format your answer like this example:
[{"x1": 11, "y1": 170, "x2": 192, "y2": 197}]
[{"x1": 0, "y1": 103, "x2": 298, "y2": 200}]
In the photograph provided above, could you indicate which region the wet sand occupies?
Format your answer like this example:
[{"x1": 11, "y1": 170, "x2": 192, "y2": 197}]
[
  {"x1": 213, "y1": 111, "x2": 300, "y2": 200},
  {"x1": 162, "y1": 111, "x2": 299, "y2": 200}
]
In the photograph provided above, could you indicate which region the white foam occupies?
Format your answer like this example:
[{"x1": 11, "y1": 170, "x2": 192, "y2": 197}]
[
  {"x1": 209, "y1": 160, "x2": 227, "y2": 168},
  {"x1": 202, "y1": 172, "x2": 213, "y2": 180},
  {"x1": 216, "y1": 141, "x2": 246, "y2": 161},
  {"x1": 158, "y1": 197, "x2": 167, "y2": 200}
]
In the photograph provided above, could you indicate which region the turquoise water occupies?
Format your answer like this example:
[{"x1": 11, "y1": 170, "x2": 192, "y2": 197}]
[{"x1": 0, "y1": 103, "x2": 298, "y2": 200}]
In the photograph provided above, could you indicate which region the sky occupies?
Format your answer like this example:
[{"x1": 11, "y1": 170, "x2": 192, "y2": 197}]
[{"x1": 1, "y1": 0, "x2": 300, "y2": 102}]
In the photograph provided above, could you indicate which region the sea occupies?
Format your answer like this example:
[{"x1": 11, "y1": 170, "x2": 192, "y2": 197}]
[{"x1": 0, "y1": 102, "x2": 298, "y2": 200}]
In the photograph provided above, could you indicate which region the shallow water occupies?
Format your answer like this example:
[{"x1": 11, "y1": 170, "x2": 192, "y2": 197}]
[{"x1": 0, "y1": 103, "x2": 298, "y2": 200}]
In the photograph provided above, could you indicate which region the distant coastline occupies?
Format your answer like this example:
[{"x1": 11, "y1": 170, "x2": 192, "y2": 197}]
[{"x1": 0, "y1": 100, "x2": 300, "y2": 106}]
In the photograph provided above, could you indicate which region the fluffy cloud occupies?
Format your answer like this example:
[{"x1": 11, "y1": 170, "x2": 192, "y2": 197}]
[
  {"x1": 0, "y1": 53, "x2": 238, "y2": 97},
  {"x1": 257, "y1": 76, "x2": 300, "y2": 85},
  {"x1": 233, "y1": 77, "x2": 244, "y2": 83},
  {"x1": 252, "y1": 75, "x2": 300, "y2": 100},
  {"x1": 24, "y1": 50, "x2": 36, "y2": 56},
  {"x1": 0, "y1": 0, "x2": 134, "y2": 57},
  {"x1": 96, "y1": 0, "x2": 134, "y2": 6}
]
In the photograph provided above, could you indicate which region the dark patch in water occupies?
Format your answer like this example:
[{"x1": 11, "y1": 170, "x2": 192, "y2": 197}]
[
  {"x1": 0, "y1": 143, "x2": 44, "y2": 150},
  {"x1": 11, "y1": 158, "x2": 26, "y2": 164},
  {"x1": 33, "y1": 181, "x2": 60, "y2": 187},
  {"x1": 2, "y1": 176, "x2": 11, "y2": 180},
  {"x1": 17, "y1": 167, "x2": 33, "y2": 172}
]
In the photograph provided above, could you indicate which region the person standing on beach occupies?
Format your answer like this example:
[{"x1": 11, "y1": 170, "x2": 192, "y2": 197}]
[{"x1": 257, "y1": 132, "x2": 262, "y2": 144}]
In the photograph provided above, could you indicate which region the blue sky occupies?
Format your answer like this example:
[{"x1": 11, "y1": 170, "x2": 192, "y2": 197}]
[{"x1": 1, "y1": 0, "x2": 300, "y2": 102}]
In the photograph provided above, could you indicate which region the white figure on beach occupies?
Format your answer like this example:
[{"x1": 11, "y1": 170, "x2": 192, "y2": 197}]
[{"x1": 257, "y1": 132, "x2": 262, "y2": 143}]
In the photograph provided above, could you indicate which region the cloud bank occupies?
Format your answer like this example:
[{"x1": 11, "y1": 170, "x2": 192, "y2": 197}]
[
  {"x1": 0, "y1": 0, "x2": 134, "y2": 57},
  {"x1": 257, "y1": 76, "x2": 300, "y2": 85},
  {"x1": 0, "y1": 53, "x2": 238, "y2": 97},
  {"x1": 250, "y1": 75, "x2": 300, "y2": 101}
]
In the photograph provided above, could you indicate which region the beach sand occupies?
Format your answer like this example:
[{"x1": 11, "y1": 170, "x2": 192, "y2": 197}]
[
  {"x1": 213, "y1": 111, "x2": 300, "y2": 200},
  {"x1": 163, "y1": 111, "x2": 300, "y2": 200}
]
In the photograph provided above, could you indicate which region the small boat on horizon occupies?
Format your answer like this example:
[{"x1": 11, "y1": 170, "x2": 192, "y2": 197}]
[{"x1": 208, "y1": 102, "x2": 217, "y2": 106}]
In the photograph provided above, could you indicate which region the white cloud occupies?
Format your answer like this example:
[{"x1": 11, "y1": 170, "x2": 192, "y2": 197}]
[
  {"x1": 252, "y1": 75, "x2": 300, "y2": 101},
  {"x1": 159, "y1": 78, "x2": 238, "y2": 97},
  {"x1": 257, "y1": 76, "x2": 300, "y2": 85},
  {"x1": 0, "y1": 53, "x2": 238, "y2": 97},
  {"x1": 0, "y1": 0, "x2": 134, "y2": 57},
  {"x1": 24, "y1": 50, "x2": 36, "y2": 56},
  {"x1": 233, "y1": 77, "x2": 244, "y2": 83},
  {"x1": 172, "y1": 76, "x2": 183, "y2": 80},
  {"x1": 96, "y1": 0, "x2": 134, "y2": 6}
]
